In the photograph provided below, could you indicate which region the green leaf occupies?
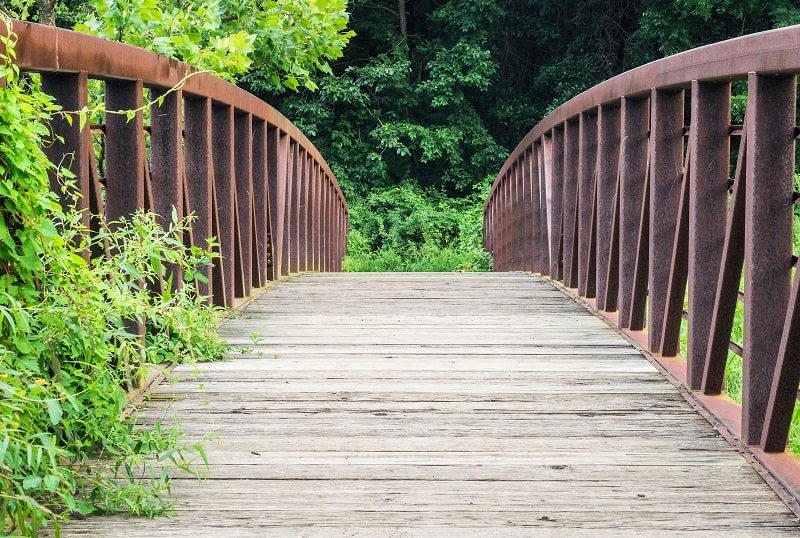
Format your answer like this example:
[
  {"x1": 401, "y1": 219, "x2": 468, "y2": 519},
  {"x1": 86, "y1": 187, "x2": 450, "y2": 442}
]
[
  {"x1": 23, "y1": 475, "x2": 42, "y2": 490},
  {"x1": 77, "y1": 501, "x2": 97, "y2": 515},
  {"x1": 43, "y1": 474, "x2": 60, "y2": 492},
  {"x1": 46, "y1": 398, "x2": 63, "y2": 426}
]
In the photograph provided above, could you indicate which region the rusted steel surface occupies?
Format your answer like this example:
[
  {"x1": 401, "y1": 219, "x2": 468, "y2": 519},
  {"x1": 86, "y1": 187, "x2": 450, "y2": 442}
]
[
  {"x1": 742, "y1": 73, "x2": 796, "y2": 445},
  {"x1": 577, "y1": 112, "x2": 597, "y2": 297},
  {"x1": 686, "y1": 81, "x2": 730, "y2": 390},
  {"x1": 484, "y1": 24, "x2": 800, "y2": 466},
  {"x1": 5, "y1": 20, "x2": 348, "y2": 310},
  {"x1": 595, "y1": 104, "x2": 620, "y2": 310}
]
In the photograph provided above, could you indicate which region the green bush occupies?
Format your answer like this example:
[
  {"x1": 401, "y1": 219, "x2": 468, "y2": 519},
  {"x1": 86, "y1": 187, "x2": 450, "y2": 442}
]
[
  {"x1": 0, "y1": 23, "x2": 223, "y2": 537},
  {"x1": 343, "y1": 183, "x2": 492, "y2": 272}
]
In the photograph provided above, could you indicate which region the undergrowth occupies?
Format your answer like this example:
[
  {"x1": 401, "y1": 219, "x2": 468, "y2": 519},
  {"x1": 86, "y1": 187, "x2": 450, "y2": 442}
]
[
  {"x1": 0, "y1": 20, "x2": 225, "y2": 537},
  {"x1": 343, "y1": 183, "x2": 492, "y2": 272}
]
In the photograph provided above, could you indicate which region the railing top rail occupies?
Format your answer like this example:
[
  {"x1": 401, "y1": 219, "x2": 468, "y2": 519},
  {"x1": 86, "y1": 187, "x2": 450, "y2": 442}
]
[
  {"x1": 489, "y1": 23, "x2": 800, "y2": 205},
  {"x1": 6, "y1": 19, "x2": 347, "y2": 211}
]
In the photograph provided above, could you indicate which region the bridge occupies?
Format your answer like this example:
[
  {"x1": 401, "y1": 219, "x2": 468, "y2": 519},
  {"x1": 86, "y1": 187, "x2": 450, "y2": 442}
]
[{"x1": 6, "y1": 18, "x2": 800, "y2": 536}]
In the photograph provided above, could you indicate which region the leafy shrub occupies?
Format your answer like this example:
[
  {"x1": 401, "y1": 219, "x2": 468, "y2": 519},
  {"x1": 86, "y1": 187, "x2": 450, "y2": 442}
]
[
  {"x1": 343, "y1": 183, "x2": 492, "y2": 272},
  {"x1": 0, "y1": 22, "x2": 223, "y2": 536}
]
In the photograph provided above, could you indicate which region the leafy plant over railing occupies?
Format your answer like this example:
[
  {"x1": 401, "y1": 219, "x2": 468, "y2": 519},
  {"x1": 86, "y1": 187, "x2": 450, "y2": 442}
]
[{"x1": 0, "y1": 19, "x2": 225, "y2": 537}]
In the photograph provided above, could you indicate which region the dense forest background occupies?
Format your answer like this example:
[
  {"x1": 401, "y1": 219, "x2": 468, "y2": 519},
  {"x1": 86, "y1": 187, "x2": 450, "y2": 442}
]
[
  {"x1": 10, "y1": 0, "x2": 800, "y2": 270},
  {"x1": 261, "y1": 0, "x2": 800, "y2": 271}
]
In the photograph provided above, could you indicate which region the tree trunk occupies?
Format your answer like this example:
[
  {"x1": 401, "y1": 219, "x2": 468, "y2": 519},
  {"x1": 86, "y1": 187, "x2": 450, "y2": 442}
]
[
  {"x1": 398, "y1": 0, "x2": 407, "y2": 40},
  {"x1": 37, "y1": 0, "x2": 56, "y2": 26}
]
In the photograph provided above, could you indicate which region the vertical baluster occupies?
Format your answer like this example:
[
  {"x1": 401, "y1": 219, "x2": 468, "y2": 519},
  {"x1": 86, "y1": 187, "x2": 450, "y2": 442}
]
[
  {"x1": 503, "y1": 176, "x2": 509, "y2": 271},
  {"x1": 331, "y1": 193, "x2": 338, "y2": 273},
  {"x1": 514, "y1": 161, "x2": 523, "y2": 270},
  {"x1": 524, "y1": 149, "x2": 533, "y2": 272},
  {"x1": 105, "y1": 80, "x2": 145, "y2": 223},
  {"x1": 299, "y1": 152, "x2": 310, "y2": 272},
  {"x1": 483, "y1": 196, "x2": 491, "y2": 259},
  {"x1": 619, "y1": 96, "x2": 650, "y2": 329},
  {"x1": 289, "y1": 143, "x2": 301, "y2": 273},
  {"x1": 660, "y1": 145, "x2": 691, "y2": 357},
  {"x1": 211, "y1": 105, "x2": 234, "y2": 306},
  {"x1": 234, "y1": 112, "x2": 253, "y2": 298},
  {"x1": 563, "y1": 119, "x2": 580, "y2": 288},
  {"x1": 603, "y1": 173, "x2": 621, "y2": 313},
  {"x1": 326, "y1": 180, "x2": 334, "y2": 273},
  {"x1": 327, "y1": 177, "x2": 335, "y2": 272},
  {"x1": 629, "y1": 162, "x2": 650, "y2": 331},
  {"x1": 506, "y1": 166, "x2": 514, "y2": 270},
  {"x1": 514, "y1": 159, "x2": 524, "y2": 271},
  {"x1": 701, "y1": 130, "x2": 747, "y2": 396},
  {"x1": 282, "y1": 141, "x2": 295, "y2": 276},
  {"x1": 488, "y1": 199, "x2": 495, "y2": 266},
  {"x1": 184, "y1": 97, "x2": 214, "y2": 297},
  {"x1": 268, "y1": 129, "x2": 287, "y2": 280},
  {"x1": 530, "y1": 147, "x2": 542, "y2": 273},
  {"x1": 312, "y1": 163, "x2": 321, "y2": 271},
  {"x1": 149, "y1": 86, "x2": 184, "y2": 292},
  {"x1": 332, "y1": 193, "x2": 338, "y2": 273},
  {"x1": 510, "y1": 158, "x2": 530, "y2": 271},
  {"x1": 506, "y1": 171, "x2": 512, "y2": 270},
  {"x1": 742, "y1": 73, "x2": 796, "y2": 445},
  {"x1": 578, "y1": 112, "x2": 598, "y2": 297},
  {"x1": 495, "y1": 184, "x2": 500, "y2": 270},
  {"x1": 537, "y1": 142, "x2": 550, "y2": 276},
  {"x1": 497, "y1": 173, "x2": 505, "y2": 270},
  {"x1": 762, "y1": 241, "x2": 800, "y2": 451},
  {"x1": 321, "y1": 176, "x2": 330, "y2": 272},
  {"x1": 596, "y1": 104, "x2": 621, "y2": 310},
  {"x1": 507, "y1": 171, "x2": 513, "y2": 271},
  {"x1": 648, "y1": 88, "x2": 685, "y2": 351},
  {"x1": 586, "y1": 177, "x2": 598, "y2": 300},
  {"x1": 252, "y1": 119, "x2": 268, "y2": 287},
  {"x1": 337, "y1": 197, "x2": 345, "y2": 271},
  {"x1": 105, "y1": 79, "x2": 145, "y2": 385},
  {"x1": 497, "y1": 175, "x2": 504, "y2": 271},
  {"x1": 548, "y1": 128, "x2": 564, "y2": 281},
  {"x1": 506, "y1": 172, "x2": 513, "y2": 271},
  {"x1": 41, "y1": 72, "x2": 91, "y2": 233},
  {"x1": 496, "y1": 178, "x2": 504, "y2": 270},
  {"x1": 341, "y1": 197, "x2": 347, "y2": 271},
  {"x1": 686, "y1": 82, "x2": 731, "y2": 386}
]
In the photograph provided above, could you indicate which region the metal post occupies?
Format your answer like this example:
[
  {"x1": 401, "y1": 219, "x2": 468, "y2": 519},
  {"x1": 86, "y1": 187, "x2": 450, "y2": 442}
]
[
  {"x1": 687, "y1": 81, "x2": 731, "y2": 387},
  {"x1": 742, "y1": 73, "x2": 796, "y2": 445}
]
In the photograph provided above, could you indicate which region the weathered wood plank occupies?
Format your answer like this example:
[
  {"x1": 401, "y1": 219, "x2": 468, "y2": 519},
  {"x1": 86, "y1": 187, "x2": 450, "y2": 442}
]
[{"x1": 46, "y1": 272, "x2": 800, "y2": 536}]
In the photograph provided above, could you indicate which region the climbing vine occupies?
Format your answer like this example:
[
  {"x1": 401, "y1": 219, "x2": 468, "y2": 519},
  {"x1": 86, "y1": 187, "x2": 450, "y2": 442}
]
[{"x1": 0, "y1": 18, "x2": 225, "y2": 537}]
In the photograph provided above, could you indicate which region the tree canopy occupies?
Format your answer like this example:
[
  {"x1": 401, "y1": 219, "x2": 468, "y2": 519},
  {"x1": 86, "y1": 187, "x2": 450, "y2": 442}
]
[{"x1": 4, "y1": 0, "x2": 800, "y2": 270}]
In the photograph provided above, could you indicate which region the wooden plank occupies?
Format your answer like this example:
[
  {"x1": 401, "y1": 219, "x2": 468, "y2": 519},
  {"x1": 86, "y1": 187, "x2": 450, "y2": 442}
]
[{"x1": 47, "y1": 272, "x2": 800, "y2": 536}]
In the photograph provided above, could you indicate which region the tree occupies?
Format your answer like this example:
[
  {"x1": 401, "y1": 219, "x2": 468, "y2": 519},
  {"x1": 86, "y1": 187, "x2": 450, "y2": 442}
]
[
  {"x1": 628, "y1": 0, "x2": 800, "y2": 63},
  {"x1": 3, "y1": 0, "x2": 354, "y2": 90}
]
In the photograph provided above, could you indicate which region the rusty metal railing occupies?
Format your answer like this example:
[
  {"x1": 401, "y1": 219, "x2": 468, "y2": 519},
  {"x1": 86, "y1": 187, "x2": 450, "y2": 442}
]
[
  {"x1": 484, "y1": 25, "x2": 800, "y2": 458},
  {"x1": 8, "y1": 20, "x2": 348, "y2": 309}
]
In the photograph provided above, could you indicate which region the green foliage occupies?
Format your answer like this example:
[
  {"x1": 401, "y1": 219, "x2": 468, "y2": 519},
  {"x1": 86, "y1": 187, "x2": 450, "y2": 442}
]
[
  {"x1": 788, "y1": 402, "x2": 800, "y2": 456},
  {"x1": 343, "y1": 183, "x2": 492, "y2": 272},
  {"x1": 73, "y1": 0, "x2": 353, "y2": 89},
  {"x1": 0, "y1": 24, "x2": 223, "y2": 536},
  {"x1": 277, "y1": 49, "x2": 508, "y2": 198},
  {"x1": 628, "y1": 0, "x2": 800, "y2": 62}
]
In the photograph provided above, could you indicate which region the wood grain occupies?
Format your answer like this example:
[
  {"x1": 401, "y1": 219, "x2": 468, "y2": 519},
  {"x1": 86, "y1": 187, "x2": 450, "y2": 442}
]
[{"x1": 46, "y1": 272, "x2": 800, "y2": 536}]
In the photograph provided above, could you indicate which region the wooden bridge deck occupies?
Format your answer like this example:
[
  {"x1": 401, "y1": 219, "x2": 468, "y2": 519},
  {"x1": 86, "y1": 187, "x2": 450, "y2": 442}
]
[{"x1": 52, "y1": 272, "x2": 800, "y2": 536}]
